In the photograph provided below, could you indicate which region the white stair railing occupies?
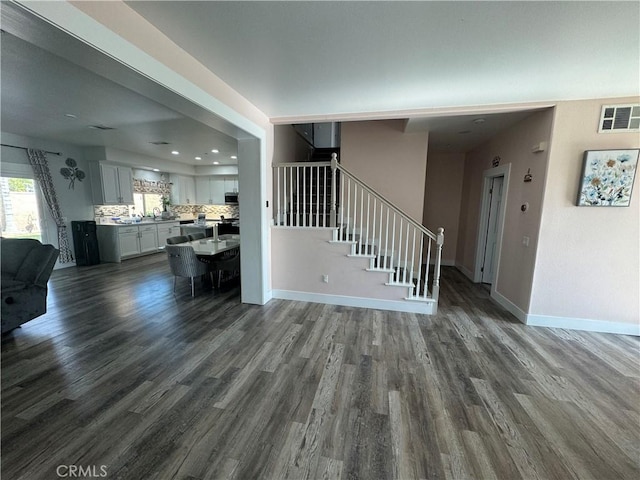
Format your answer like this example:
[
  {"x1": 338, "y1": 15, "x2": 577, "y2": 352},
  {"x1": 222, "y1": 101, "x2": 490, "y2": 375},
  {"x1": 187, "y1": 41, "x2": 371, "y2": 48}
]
[{"x1": 272, "y1": 154, "x2": 444, "y2": 305}]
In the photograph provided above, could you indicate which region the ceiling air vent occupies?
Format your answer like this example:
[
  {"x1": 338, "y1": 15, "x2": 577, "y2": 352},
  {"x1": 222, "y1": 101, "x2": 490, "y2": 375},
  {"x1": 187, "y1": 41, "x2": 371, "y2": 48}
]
[
  {"x1": 149, "y1": 141, "x2": 170, "y2": 145},
  {"x1": 88, "y1": 124, "x2": 115, "y2": 130},
  {"x1": 599, "y1": 104, "x2": 640, "y2": 133}
]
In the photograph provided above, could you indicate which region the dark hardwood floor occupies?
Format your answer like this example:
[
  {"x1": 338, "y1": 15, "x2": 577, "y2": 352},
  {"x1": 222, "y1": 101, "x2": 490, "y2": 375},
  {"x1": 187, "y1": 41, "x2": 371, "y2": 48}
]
[{"x1": 2, "y1": 253, "x2": 639, "y2": 480}]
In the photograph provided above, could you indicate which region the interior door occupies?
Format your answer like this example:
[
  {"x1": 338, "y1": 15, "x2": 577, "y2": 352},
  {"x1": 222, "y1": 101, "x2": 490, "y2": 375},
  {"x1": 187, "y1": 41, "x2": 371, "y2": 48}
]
[{"x1": 481, "y1": 176, "x2": 504, "y2": 284}]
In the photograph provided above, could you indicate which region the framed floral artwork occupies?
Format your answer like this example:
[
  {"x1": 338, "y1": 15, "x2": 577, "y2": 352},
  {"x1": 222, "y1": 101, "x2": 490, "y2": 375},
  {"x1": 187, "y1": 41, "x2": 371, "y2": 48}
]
[{"x1": 577, "y1": 149, "x2": 639, "y2": 206}]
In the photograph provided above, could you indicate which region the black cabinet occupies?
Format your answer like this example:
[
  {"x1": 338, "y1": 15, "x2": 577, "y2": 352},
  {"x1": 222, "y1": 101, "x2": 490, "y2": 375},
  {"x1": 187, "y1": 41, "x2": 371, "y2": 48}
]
[{"x1": 72, "y1": 221, "x2": 100, "y2": 266}]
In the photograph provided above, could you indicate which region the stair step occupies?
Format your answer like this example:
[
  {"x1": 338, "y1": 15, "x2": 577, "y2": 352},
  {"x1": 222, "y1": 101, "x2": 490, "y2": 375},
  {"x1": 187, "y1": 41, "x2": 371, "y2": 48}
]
[
  {"x1": 405, "y1": 296, "x2": 436, "y2": 303},
  {"x1": 385, "y1": 282, "x2": 414, "y2": 288}
]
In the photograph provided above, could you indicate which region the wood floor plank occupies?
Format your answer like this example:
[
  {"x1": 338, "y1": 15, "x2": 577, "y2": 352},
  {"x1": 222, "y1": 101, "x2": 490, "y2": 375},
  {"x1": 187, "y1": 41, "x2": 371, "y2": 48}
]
[{"x1": 2, "y1": 256, "x2": 638, "y2": 479}]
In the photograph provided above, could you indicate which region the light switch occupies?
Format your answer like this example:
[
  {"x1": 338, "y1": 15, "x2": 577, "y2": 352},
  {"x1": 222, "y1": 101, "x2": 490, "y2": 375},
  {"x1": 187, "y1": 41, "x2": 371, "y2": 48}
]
[{"x1": 522, "y1": 236, "x2": 530, "y2": 247}]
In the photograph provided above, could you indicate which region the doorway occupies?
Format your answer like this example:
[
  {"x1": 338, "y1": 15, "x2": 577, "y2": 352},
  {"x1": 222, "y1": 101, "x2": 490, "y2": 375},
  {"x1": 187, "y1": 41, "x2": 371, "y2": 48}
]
[
  {"x1": 480, "y1": 176, "x2": 504, "y2": 284},
  {"x1": 474, "y1": 164, "x2": 510, "y2": 291}
]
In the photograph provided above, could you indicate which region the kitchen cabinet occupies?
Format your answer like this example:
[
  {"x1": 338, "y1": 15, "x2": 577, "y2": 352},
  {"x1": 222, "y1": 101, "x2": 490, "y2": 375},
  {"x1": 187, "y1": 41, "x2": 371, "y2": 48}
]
[
  {"x1": 118, "y1": 227, "x2": 140, "y2": 258},
  {"x1": 90, "y1": 163, "x2": 134, "y2": 205},
  {"x1": 224, "y1": 176, "x2": 239, "y2": 194},
  {"x1": 196, "y1": 176, "x2": 227, "y2": 204},
  {"x1": 157, "y1": 222, "x2": 181, "y2": 246},
  {"x1": 138, "y1": 225, "x2": 159, "y2": 254},
  {"x1": 97, "y1": 223, "x2": 163, "y2": 262},
  {"x1": 171, "y1": 174, "x2": 196, "y2": 205}
]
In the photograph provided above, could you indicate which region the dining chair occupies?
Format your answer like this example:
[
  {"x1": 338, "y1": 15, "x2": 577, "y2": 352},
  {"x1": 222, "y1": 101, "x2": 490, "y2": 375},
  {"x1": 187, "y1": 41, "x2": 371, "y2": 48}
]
[
  {"x1": 210, "y1": 248, "x2": 240, "y2": 288},
  {"x1": 187, "y1": 232, "x2": 206, "y2": 241},
  {"x1": 165, "y1": 244, "x2": 211, "y2": 297},
  {"x1": 166, "y1": 235, "x2": 189, "y2": 245}
]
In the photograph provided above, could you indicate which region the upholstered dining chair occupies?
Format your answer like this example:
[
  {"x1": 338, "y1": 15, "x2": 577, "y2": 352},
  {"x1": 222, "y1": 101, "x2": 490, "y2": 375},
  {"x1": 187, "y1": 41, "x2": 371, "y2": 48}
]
[
  {"x1": 210, "y1": 248, "x2": 240, "y2": 288},
  {"x1": 165, "y1": 244, "x2": 210, "y2": 297},
  {"x1": 166, "y1": 235, "x2": 189, "y2": 245},
  {"x1": 187, "y1": 232, "x2": 206, "y2": 241}
]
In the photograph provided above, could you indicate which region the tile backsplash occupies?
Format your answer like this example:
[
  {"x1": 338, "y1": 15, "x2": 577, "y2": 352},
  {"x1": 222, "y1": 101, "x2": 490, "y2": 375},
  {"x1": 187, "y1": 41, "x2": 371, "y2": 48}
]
[
  {"x1": 94, "y1": 204, "x2": 239, "y2": 220},
  {"x1": 172, "y1": 204, "x2": 240, "y2": 219},
  {"x1": 94, "y1": 205, "x2": 130, "y2": 218}
]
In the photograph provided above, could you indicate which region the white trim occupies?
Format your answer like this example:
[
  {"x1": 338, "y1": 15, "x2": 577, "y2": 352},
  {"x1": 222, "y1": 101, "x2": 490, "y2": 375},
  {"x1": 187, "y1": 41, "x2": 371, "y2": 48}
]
[
  {"x1": 492, "y1": 288, "x2": 639, "y2": 336},
  {"x1": 474, "y1": 164, "x2": 511, "y2": 285},
  {"x1": 526, "y1": 315, "x2": 640, "y2": 336},
  {"x1": 491, "y1": 289, "x2": 528, "y2": 324},
  {"x1": 271, "y1": 290, "x2": 436, "y2": 314},
  {"x1": 456, "y1": 263, "x2": 475, "y2": 282}
]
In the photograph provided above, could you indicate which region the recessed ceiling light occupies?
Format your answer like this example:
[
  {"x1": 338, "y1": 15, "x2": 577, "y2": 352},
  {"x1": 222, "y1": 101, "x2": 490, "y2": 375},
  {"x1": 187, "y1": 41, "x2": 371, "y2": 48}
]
[
  {"x1": 195, "y1": 156, "x2": 202, "y2": 160},
  {"x1": 152, "y1": 168, "x2": 160, "y2": 172},
  {"x1": 64, "y1": 113, "x2": 77, "y2": 119},
  {"x1": 231, "y1": 155, "x2": 237, "y2": 159},
  {"x1": 473, "y1": 118, "x2": 486, "y2": 124},
  {"x1": 171, "y1": 151, "x2": 179, "y2": 155},
  {"x1": 211, "y1": 149, "x2": 219, "y2": 153},
  {"x1": 213, "y1": 161, "x2": 220, "y2": 165},
  {"x1": 149, "y1": 141, "x2": 170, "y2": 145}
]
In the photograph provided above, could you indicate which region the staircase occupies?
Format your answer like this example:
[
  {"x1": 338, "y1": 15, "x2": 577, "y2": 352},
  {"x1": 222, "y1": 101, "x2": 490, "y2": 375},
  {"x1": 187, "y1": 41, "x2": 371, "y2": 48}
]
[{"x1": 272, "y1": 154, "x2": 444, "y2": 314}]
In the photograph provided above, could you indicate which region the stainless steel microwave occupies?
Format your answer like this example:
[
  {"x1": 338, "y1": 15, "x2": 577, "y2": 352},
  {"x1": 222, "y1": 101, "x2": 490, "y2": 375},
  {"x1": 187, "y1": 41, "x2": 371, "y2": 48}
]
[{"x1": 224, "y1": 192, "x2": 239, "y2": 204}]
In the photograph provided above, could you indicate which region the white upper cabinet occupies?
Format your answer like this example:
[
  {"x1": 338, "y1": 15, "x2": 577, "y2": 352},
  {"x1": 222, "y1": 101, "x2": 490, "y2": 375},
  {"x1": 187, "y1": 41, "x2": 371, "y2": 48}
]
[
  {"x1": 195, "y1": 176, "x2": 235, "y2": 205},
  {"x1": 171, "y1": 174, "x2": 196, "y2": 205},
  {"x1": 90, "y1": 163, "x2": 134, "y2": 205},
  {"x1": 195, "y1": 177, "x2": 212, "y2": 204}
]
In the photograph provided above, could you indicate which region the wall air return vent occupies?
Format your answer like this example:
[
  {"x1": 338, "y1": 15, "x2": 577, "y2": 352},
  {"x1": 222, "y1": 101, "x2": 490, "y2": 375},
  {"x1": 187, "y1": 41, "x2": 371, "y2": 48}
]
[{"x1": 599, "y1": 104, "x2": 640, "y2": 133}]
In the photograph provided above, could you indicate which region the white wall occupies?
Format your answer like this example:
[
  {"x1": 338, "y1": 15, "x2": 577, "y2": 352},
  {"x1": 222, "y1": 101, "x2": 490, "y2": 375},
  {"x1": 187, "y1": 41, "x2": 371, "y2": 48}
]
[
  {"x1": 423, "y1": 151, "x2": 465, "y2": 265},
  {"x1": 341, "y1": 120, "x2": 429, "y2": 223},
  {"x1": 530, "y1": 97, "x2": 640, "y2": 330},
  {"x1": 1, "y1": 132, "x2": 95, "y2": 267},
  {"x1": 456, "y1": 109, "x2": 554, "y2": 312}
]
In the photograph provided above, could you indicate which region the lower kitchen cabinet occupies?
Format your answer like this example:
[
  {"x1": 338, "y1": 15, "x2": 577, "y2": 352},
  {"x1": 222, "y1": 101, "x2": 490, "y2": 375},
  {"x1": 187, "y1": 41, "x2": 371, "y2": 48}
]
[
  {"x1": 97, "y1": 223, "x2": 168, "y2": 263},
  {"x1": 138, "y1": 225, "x2": 159, "y2": 253},
  {"x1": 118, "y1": 227, "x2": 141, "y2": 258},
  {"x1": 157, "y1": 222, "x2": 181, "y2": 246}
]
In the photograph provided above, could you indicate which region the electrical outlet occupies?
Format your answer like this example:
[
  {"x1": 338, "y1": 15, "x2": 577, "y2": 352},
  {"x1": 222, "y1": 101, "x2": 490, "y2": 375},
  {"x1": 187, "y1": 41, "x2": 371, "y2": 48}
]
[{"x1": 322, "y1": 274, "x2": 329, "y2": 283}]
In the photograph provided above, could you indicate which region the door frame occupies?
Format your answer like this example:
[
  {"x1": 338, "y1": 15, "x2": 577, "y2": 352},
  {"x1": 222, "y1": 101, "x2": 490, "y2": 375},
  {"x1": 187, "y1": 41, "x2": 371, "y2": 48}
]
[{"x1": 474, "y1": 164, "x2": 510, "y2": 297}]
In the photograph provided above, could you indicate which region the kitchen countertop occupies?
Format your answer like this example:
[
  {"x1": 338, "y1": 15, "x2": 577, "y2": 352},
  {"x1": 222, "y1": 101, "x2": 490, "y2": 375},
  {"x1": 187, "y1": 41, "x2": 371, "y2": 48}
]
[{"x1": 97, "y1": 218, "x2": 181, "y2": 227}]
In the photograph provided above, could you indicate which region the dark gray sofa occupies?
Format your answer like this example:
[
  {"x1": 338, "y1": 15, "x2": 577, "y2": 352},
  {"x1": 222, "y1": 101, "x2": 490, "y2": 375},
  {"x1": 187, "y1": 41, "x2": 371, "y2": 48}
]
[{"x1": 1, "y1": 237, "x2": 59, "y2": 333}]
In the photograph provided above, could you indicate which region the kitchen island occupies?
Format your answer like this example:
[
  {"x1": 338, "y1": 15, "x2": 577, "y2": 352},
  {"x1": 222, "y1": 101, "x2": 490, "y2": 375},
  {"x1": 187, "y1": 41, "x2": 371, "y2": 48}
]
[{"x1": 96, "y1": 219, "x2": 181, "y2": 262}]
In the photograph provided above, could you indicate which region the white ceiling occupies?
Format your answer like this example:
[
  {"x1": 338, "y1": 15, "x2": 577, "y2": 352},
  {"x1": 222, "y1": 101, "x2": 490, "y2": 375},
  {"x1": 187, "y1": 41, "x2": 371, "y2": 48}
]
[
  {"x1": 2, "y1": 1, "x2": 638, "y2": 160},
  {"x1": 1, "y1": 32, "x2": 239, "y2": 166},
  {"x1": 126, "y1": 1, "x2": 639, "y2": 119}
]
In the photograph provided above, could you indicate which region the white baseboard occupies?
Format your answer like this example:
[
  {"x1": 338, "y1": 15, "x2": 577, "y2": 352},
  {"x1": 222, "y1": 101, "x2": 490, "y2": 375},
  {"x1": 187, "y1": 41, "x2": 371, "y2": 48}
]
[
  {"x1": 271, "y1": 290, "x2": 435, "y2": 314},
  {"x1": 526, "y1": 314, "x2": 640, "y2": 336},
  {"x1": 492, "y1": 290, "x2": 639, "y2": 336},
  {"x1": 455, "y1": 263, "x2": 475, "y2": 282},
  {"x1": 491, "y1": 289, "x2": 527, "y2": 323}
]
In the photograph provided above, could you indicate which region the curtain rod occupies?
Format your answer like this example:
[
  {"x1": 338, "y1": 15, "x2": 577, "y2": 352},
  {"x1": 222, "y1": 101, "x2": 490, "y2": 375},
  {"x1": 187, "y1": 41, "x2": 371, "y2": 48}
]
[{"x1": 1, "y1": 143, "x2": 62, "y2": 156}]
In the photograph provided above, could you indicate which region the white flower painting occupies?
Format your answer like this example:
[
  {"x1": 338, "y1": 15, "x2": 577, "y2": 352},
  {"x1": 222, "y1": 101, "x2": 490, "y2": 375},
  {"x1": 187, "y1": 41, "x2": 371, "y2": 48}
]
[{"x1": 577, "y1": 149, "x2": 639, "y2": 206}]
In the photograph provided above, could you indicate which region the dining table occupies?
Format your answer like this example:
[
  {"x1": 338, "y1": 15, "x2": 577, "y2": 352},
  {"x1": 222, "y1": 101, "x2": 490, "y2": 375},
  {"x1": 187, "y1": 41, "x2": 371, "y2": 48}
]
[{"x1": 187, "y1": 235, "x2": 240, "y2": 257}]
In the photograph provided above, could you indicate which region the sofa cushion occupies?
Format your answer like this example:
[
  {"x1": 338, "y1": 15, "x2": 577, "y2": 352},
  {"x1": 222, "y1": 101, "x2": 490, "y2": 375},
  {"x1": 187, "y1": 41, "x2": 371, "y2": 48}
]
[
  {"x1": 1, "y1": 238, "x2": 39, "y2": 275},
  {"x1": 15, "y1": 244, "x2": 59, "y2": 287},
  {"x1": 1, "y1": 278, "x2": 27, "y2": 294}
]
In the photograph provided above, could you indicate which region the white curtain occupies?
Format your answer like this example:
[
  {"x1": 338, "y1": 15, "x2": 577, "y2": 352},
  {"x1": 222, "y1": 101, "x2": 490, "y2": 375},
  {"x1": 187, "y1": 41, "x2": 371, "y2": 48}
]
[{"x1": 27, "y1": 149, "x2": 74, "y2": 263}]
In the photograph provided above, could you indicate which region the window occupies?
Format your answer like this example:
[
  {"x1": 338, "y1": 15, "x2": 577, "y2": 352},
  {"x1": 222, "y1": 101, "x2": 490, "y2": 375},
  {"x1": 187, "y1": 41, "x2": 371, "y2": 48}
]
[
  {"x1": 0, "y1": 177, "x2": 43, "y2": 240},
  {"x1": 133, "y1": 192, "x2": 163, "y2": 217}
]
